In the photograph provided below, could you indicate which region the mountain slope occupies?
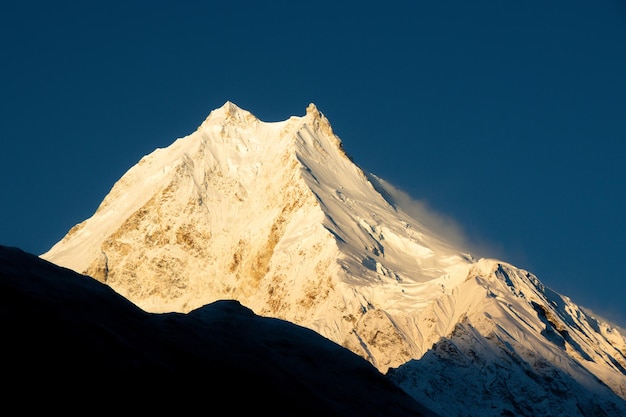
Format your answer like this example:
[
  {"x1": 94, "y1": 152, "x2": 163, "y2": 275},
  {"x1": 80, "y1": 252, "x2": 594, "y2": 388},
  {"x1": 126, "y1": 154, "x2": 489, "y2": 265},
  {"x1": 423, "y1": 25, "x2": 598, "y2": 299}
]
[
  {"x1": 0, "y1": 244, "x2": 436, "y2": 416},
  {"x1": 41, "y1": 102, "x2": 626, "y2": 416},
  {"x1": 388, "y1": 260, "x2": 626, "y2": 416}
]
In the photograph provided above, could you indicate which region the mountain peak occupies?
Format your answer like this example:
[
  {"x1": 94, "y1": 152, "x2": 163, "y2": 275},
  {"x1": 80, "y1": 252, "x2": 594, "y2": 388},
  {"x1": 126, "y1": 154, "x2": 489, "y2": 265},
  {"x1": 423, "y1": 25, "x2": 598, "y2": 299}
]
[
  {"x1": 306, "y1": 102, "x2": 320, "y2": 116},
  {"x1": 222, "y1": 100, "x2": 244, "y2": 114},
  {"x1": 201, "y1": 100, "x2": 257, "y2": 129}
]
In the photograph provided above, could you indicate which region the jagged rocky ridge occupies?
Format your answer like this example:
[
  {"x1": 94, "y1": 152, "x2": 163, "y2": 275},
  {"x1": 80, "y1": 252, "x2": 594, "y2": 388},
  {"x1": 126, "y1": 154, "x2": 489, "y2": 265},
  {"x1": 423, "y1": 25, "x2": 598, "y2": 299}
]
[{"x1": 42, "y1": 102, "x2": 626, "y2": 416}]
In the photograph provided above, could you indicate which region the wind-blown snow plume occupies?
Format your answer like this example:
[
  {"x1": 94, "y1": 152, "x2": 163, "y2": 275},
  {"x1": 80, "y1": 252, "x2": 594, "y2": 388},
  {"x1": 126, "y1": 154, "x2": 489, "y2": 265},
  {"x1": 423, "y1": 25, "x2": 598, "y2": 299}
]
[
  {"x1": 367, "y1": 174, "x2": 473, "y2": 252},
  {"x1": 366, "y1": 173, "x2": 507, "y2": 262}
]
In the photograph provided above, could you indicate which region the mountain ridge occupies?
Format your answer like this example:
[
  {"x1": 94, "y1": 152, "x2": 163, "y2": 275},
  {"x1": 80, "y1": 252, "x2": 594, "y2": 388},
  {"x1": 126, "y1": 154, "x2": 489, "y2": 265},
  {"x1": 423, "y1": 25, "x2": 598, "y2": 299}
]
[{"x1": 41, "y1": 101, "x2": 626, "y2": 416}]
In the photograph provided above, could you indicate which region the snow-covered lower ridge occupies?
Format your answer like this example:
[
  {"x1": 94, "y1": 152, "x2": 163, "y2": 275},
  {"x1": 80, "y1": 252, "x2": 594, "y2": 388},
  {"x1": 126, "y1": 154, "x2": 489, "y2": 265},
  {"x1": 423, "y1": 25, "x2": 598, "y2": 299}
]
[
  {"x1": 42, "y1": 101, "x2": 626, "y2": 415},
  {"x1": 338, "y1": 257, "x2": 626, "y2": 414},
  {"x1": 389, "y1": 259, "x2": 626, "y2": 416}
]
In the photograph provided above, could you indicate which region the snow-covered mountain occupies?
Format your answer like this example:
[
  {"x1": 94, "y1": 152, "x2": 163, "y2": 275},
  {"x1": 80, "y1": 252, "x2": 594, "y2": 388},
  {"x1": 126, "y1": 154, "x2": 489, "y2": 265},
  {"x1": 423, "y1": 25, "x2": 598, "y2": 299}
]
[{"x1": 42, "y1": 101, "x2": 626, "y2": 416}]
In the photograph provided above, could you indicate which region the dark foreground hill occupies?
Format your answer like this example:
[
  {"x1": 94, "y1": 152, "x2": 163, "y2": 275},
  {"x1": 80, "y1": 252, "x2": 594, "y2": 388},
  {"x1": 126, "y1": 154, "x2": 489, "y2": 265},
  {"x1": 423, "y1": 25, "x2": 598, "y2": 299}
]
[{"x1": 0, "y1": 245, "x2": 437, "y2": 416}]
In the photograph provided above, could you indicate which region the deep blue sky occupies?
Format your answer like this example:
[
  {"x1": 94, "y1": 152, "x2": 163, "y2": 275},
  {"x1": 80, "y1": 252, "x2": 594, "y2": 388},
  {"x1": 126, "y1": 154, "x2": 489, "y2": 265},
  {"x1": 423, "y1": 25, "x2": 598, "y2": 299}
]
[{"x1": 2, "y1": 1, "x2": 625, "y2": 326}]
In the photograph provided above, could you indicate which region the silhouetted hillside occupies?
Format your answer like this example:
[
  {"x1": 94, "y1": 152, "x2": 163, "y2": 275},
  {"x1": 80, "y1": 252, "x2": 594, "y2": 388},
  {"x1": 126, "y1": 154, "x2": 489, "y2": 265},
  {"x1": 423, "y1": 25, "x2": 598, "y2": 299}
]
[{"x1": 0, "y1": 245, "x2": 437, "y2": 416}]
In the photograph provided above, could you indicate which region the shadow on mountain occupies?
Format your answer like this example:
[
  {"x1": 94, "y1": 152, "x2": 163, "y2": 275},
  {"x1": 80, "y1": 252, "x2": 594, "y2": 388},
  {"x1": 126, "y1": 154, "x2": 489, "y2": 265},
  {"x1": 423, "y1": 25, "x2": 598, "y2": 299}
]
[
  {"x1": 388, "y1": 320, "x2": 626, "y2": 417},
  {"x1": 0, "y1": 245, "x2": 438, "y2": 416}
]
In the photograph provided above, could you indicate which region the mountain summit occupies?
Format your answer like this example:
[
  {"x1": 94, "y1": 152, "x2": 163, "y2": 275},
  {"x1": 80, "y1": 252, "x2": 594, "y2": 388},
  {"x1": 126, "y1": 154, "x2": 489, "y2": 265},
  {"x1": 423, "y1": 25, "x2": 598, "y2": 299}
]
[{"x1": 42, "y1": 102, "x2": 626, "y2": 416}]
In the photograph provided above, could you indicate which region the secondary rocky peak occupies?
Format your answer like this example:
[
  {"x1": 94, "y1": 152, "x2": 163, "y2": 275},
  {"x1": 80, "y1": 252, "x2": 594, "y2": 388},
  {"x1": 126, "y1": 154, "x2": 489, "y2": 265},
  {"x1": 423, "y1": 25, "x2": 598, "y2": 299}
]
[
  {"x1": 306, "y1": 102, "x2": 320, "y2": 116},
  {"x1": 300, "y1": 102, "x2": 340, "y2": 150}
]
